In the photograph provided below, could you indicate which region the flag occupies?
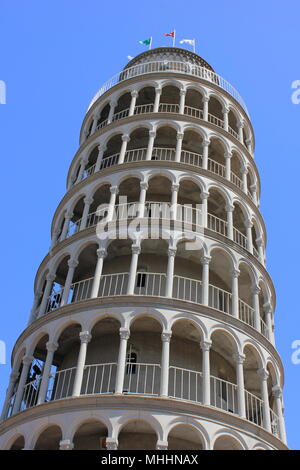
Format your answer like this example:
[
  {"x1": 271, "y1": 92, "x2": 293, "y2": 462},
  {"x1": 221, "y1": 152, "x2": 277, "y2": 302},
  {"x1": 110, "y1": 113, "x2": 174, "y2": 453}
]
[
  {"x1": 139, "y1": 38, "x2": 151, "y2": 46},
  {"x1": 180, "y1": 39, "x2": 195, "y2": 46},
  {"x1": 127, "y1": 55, "x2": 134, "y2": 60},
  {"x1": 164, "y1": 31, "x2": 175, "y2": 37}
]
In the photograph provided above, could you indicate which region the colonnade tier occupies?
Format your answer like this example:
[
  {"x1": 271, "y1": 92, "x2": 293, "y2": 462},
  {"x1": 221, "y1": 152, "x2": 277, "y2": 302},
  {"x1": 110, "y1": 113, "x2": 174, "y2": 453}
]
[
  {"x1": 0, "y1": 47, "x2": 287, "y2": 451},
  {"x1": 1, "y1": 308, "x2": 286, "y2": 445},
  {"x1": 67, "y1": 116, "x2": 259, "y2": 202}
]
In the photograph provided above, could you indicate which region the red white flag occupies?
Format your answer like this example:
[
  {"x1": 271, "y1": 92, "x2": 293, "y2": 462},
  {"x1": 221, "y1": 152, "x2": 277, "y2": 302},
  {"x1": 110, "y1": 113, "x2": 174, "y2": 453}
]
[{"x1": 164, "y1": 31, "x2": 175, "y2": 37}]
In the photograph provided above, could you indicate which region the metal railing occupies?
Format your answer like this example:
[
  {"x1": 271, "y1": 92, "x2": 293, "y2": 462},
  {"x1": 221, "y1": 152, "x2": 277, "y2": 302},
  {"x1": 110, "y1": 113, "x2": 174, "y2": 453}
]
[
  {"x1": 207, "y1": 157, "x2": 226, "y2": 178},
  {"x1": 21, "y1": 377, "x2": 42, "y2": 410},
  {"x1": 245, "y1": 389, "x2": 264, "y2": 428},
  {"x1": 169, "y1": 366, "x2": 202, "y2": 403},
  {"x1": 184, "y1": 105, "x2": 204, "y2": 119},
  {"x1": 228, "y1": 126, "x2": 239, "y2": 140},
  {"x1": 158, "y1": 103, "x2": 179, "y2": 113},
  {"x1": 134, "y1": 103, "x2": 154, "y2": 114},
  {"x1": 87, "y1": 60, "x2": 250, "y2": 117},
  {"x1": 210, "y1": 376, "x2": 238, "y2": 414},
  {"x1": 134, "y1": 272, "x2": 166, "y2": 297},
  {"x1": 123, "y1": 362, "x2": 161, "y2": 395},
  {"x1": 209, "y1": 284, "x2": 232, "y2": 314},
  {"x1": 230, "y1": 172, "x2": 243, "y2": 189},
  {"x1": 112, "y1": 108, "x2": 129, "y2": 121},
  {"x1": 233, "y1": 227, "x2": 248, "y2": 250},
  {"x1": 98, "y1": 272, "x2": 129, "y2": 297},
  {"x1": 207, "y1": 213, "x2": 228, "y2": 237},
  {"x1": 239, "y1": 299, "x2": 255, "y2": 327},
  {"x1": 46, "y1": 367, "x2": 76, "y2": 401},
  {"x1": 181, "y1": 149, "x2": 203, "y2": 167},
  {"x1": 81, "y1": 363, "x2": 117, "y2": 395},
  {"x1": 172, "y1": 275, "x2": 202, "y2": 304},
  {"x1": 208, "y1": 113, "x2": 224, "y2": 129},
  {"x1": 124, "y1": 147, "x2": 147, "y2": 163}
]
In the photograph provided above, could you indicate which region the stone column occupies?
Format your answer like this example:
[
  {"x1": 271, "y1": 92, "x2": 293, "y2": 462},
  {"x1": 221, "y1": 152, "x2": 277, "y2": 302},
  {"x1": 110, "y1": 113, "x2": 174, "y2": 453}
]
[
  {"x1": 223, "y1": 106, "x2": 229, "y2": 132},
  {"x1": 107, "y1": 185, "x2": 119, "y2": 221},
  {"x1": 156, "y1": 441, "x2": 168, "y2": 450},
  {"x1": 175, "y1": 132, "x2": 184, "y2": 162},
  {"x1": 257, "y1": 368, "x2": 271, "y2": 432},
  {"x1": 127, "y1": 245, "x2": 141, "y2": 295},
  {"x1": 256, "y1": 237, "x2": 265, "y2": 265},
  {"x1": 226, "y1": 204, "x2": 234, "y2": 240},
  {"x1": 129, "y1": 90, "x2": 138, "y2": 116},
  {"x1": 272, "y1": 386, "x2": 287, "y2": 443},
  {"x1": 72, "y1": 332, "x2": 92, "y2": 397},
  {"x1": 233, "y1": 353, "x2": 246, "y2": 418},
  {"x1": 146, "y1": 130, "x2": 156, "y2": 160},
  {"x1": 107, "y1": 100, "x2": 117, "y2": 124},
  {"x1": 1, "y1": 371, "x2": 19, "y2": 420},
  {"x1": 60, "y1": 211, "x2": 73, "y2": 241},
  {"x1": 250, "y1": 184, "x2": 258, "y2": 205},
  {"x1": 252, "y1": 285, "x2": 261, "y2": 332},
  {"x1": 171, "y1": 183, "x2": 179, "y2": 220},
  {"x1": 115, "y1": 328, "x2": 130, "y2": 394},
  {"x1": 50, "y1": 229, "x2": 60, "y2": 250},
  {"x1": 60, "y1": 259, "x2": 78, "y2": 306},
  {"x1": 241, "y1": 165, "x2": 248, "y2": 193},
  {"x1": 27, "y1": 290, "x2": 43, "y2": 325},
  {"x1": 179, "y1": 89, "x2": 186, "y2": 114},
  {"x1": 153, "y1": 87, "x2": 162, "y2": 112},
  {"x1": 201, "y1": 340, "x2": 212, "y2": 406},
  {"x1": 246, "y1": 138, "x2": 252, "y2": 154},
  {"x1": 201, "y1": 256, "x2": 211, "y2": 306},
  {"x1": 76, "y1": 159, "x2": 87, "y2": 184},
  {"x1": 238, "y1": 119, "x2": 244, "y2": 143},
  {"x1": 106, "y1": 438, "x2": 118, "y2": 450},
  {"x1": 94, "y1": 144, "x2": 106, "y2": 172},
  {"x1": 59, "y1": 440, "x2": 74, "y2": 450},
  {"x1": 91, "y1": 112, "x2": 99, "y2": 134},
  {"x1": 231, "y1": 269, "x2": 240, "y2": 318},
  {"x1": 38, "y1": 273, "x2": 56, "y2": 317},
  {"x1": 224, "y1": 151, "x2": 232, "y2": 180},
  {"x1": 165, "y1": 248, "x2": 176, "y2": 298},
  {"x1": 160, "y1": 331, "x2": 172, "y2": 397},
  {"x1": 202, "y1": 139, "x2": 210, "y2": 170},
  {"x1": 138, "y1": 182, "x2": 148, "y2": 218},
  {"x1": 245, "y1": 218, "x2": 254, "y2": 254},
  {"x1": 79, "y1": 196, "x2": 94, "y2": 231},
  {"x1": 12, "y1": 355, "x2": 33, "y2": 414},
  {"x1": 264, "y1": 302, "x2": 274, "y2": 344},
  {"x1": 91, "y1": 248, "x2": 107, "y2": 298},
  {"x1": 202, "y1": 96, "x2": 209, "y2": 121},
  {"x1": 118, "y1": 134, "x2": 130, "y2": 164},
  {"x1": 37, "y1": 342, "x2": 58, "y2": 404}
]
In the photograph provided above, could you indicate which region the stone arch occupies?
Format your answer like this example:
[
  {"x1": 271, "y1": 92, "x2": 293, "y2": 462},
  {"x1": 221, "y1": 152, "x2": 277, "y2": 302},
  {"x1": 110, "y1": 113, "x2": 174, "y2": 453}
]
[
  {"x1": 212, "y1": 429, "x2": 247, "y2": 450},
  {"x1": 31, "y1": 423, "x2": 63, "y2": 450}
]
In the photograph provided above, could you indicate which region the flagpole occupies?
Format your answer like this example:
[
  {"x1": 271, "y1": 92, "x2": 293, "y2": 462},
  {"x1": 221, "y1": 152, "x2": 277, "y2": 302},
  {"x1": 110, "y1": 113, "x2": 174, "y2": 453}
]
[
  {"x1": 149, "y1": 36, "x2": 152, "y2": 50},
  {"x1": 173, "y1": 29, "x2": 176, "y2": 47}
]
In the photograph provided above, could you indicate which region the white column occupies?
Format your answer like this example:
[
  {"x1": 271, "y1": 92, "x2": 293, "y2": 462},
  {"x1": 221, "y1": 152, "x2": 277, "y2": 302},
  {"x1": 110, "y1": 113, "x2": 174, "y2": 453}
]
[
  {"x1": 245, "y1": 218, "x2": 254, "y2": 254},
  {"x1": 138, "y1": 182, "x2": 148, "y2": 218},
  {"x1": 60, "y1": 211, "x2": 73, "y2": 241},
  {"x1": 160, "y1": 331, "x2": 172, "y2": 396},
  {"x1": 175, "y1": 132, "x2": 184, "y2": 162},
  {"x1": 246, "y1": 137, "x2": 252, "y2": 153},
  {"x1": 153, "y1": 87, "x2": 161, "y2": 112},
  {"x1": 37, "y1": 342, "x2": 58, "y2": 404},
  {"x1": 201, "y1": 256, "x2": 211, "y2": 306},
  {"x1": 238, "y1": 119, "x2": 244, "y2": 143},
  {"x1": 127, "y1": 245, "x2": 140, "y2": 295},
  {"x1": 264, "y1": 302, "x2": 274, "y2": 344},
  {"x1": 226, "y1": 204, "x2": 234, "y2": 240},
  {"x1": 118, "y1": 134, "x2": 130, "y2": 164},
  {"x1": 107, "y1": 185, "x2": 118, "y2": 221},
  {"x1": 76, "y1": 159, "x2": 87, "y2": 183},
  {"x1": 202, "y1": 139, "x2": 210, "y2": 170},
  {"x1": 223, "y1": 106, "x2": 229, "y2": 132},
  {"x1": 60, "y1": 258, "x2": 78, "y2": 306},
  {"x1": 107, "y1": 99, "x2": 117, "y2": 123},
  {"x1": 50, "y1": 229, "x2": 60, "y2": 250},
  {"x1": 106, "y1": 438, "x2": 118, "y2": 450},
  {"x1": 91, "y1": 111, "x2": 99, "y2": 134},
  {"x1": 200, "y1": 192, "x2": 209, "y2": 228},
  {"x1": 257, "y1": 368, "x2": 271, "y2": 432},
  {"x1": 231, "y1": 269, "x2": 240, "y2": 318},
  {"x1": 201, "y1": 340, "x2": 212, "y2": 405},
  {"x1": 272, "y1": 386, "x2": 287, "y2": 443},
  {"x1": 250, "y1": 183, "x2": 258, "y2": 205},
  {"x1": 79, "y1": 196, "x2": 94, "y2": 231},
  {"x1": 165, "y1": 248, "x2": 176, "y2": 298},
  {"x1": 1, "y1": 371, "x2": 19, "y2": 420},
  {"x1": 156, "y1": 441, "x2": 168, "y2": 450},
  {"x1": 129, "y1": 90, "x2": 138, "y2": 116},
  {"x1": 37, "y1": 273, "x2": 56, "y2": 317},
  {"x1": 233, "y1": 353, "x2": 246, "y2": 418},
  {"x1": 27, "y1": 290, "x2": 43, "y2": 325},
  {"x1": 146, "y1": 130, "x2": 156, "y2": 160},
  {"x1": 252, "y1": 285, "x2": 262, "y2": 332},
  {"x1": 202, "y1": 96, "x2": 209, "y2": 121},
  {"x1": 224, "y1": 151, "x2": 231, "y2": 180},
  {"x1": 72, "y1": 331, "x2": 92, "y2": 397},
  {"x1": 179, "y1": 89, "x2": 186, "y2": 114},
  {"x1": 256, "y1": 237, "x2": 265, "y2": 265},
  {"x1": 94, "y1": 144, "x2": 105, "y2": 172},
  {"x1": 59, "y1": 440, "x2": 74, "y2": 450},
  {"x1": 12, "y1": 355, "x2": 33, "y2": 414},
  {"x1": 241, "y1": 165, "x2": 248, "y2": 193},
  {"x1": 171, "y1": 183, "x2": 179, "y2": 220},
  {"x1": 115, "y1": 328, "x2": 130, "y2": 394},
  {"x1": 91, "y1": 248, "x2": 107, "y2": 298}
]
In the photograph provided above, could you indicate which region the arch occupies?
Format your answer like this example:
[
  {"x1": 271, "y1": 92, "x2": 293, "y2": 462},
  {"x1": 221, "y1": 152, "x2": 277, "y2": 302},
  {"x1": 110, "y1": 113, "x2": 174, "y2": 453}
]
[
  {"x1": 4, "y1": 433, "x2": 25, "y2": 450},
  {"x1": 31, "y1": 423, "x2": 62, "y2": 450},
  {"x1": 167, "y1": 423, "x2": 206, "y2": 450},
  {"x1": 212, "y1": 429, "x2": 247, "y2": 450},
  {"x1": 72, "y1": 418, "x2": 109, "y2": 450},
  {"x1": 115, "y1": 413, "x2": 162, "y2": 441},
  {"x1": 166, "y1": 418, "x2": 209, "y2": 450}
]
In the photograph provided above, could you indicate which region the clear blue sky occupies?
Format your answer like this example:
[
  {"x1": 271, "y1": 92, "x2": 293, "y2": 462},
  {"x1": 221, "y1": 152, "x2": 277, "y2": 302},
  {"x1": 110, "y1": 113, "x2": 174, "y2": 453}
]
[{"x1": 0, "y1": 0, "x2": 299, "y2": 449}]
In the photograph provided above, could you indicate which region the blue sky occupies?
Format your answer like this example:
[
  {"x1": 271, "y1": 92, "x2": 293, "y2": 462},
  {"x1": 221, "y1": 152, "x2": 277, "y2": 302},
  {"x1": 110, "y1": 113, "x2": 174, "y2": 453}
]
[{"x1": 0, "y1": 0, "x2": 299, "y2": 449}]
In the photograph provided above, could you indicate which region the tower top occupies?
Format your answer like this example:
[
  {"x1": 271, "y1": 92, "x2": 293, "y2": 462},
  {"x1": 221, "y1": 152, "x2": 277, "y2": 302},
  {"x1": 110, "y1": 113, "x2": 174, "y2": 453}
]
[{"x1": 124, "y1": 47, "x2": 215, "y2": 72}]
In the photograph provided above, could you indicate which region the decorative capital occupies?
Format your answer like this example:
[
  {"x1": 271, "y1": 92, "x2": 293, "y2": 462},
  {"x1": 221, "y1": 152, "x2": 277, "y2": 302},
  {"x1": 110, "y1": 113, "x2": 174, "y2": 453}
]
[
  {"x1": 168, "y1": 247, "x2": 177, "y2": 258},
  {"x1": 201, "y1": 256, "x2": 211, "y2": 266},
  {"x1": 226, "y1": 203, "x2": 234, "y2": 212},
  {"x1": 10, "y1": 371, "x2": 20, "y2": 382},
  {"x1": 223, "y1": 105, "x2": 230, "y2": 114},
  {"x1": 68, "y1": 258, "x2": 79, "y2": 269},
  {"x1": 203, "y1": 138, "x2": 210, "y2": 147},
  {"x1": 46, "y1": 272, "x2": 56, "y2": 282},
  {"x1": 251, "y1": 284, "x2": 261, "y2": 296},
  {"x1": 140, "y1": 182, "x2": 149, "y2": 191},
  {"x1": 245, "y1": 218, "x2": 253, "y2": 229},
  {"x1": 240, "y1": 164, "x2": 248, "y2": 175},
  {"x1": 84, "y1": 196, "x2": 94, "y2": 205},
  {"x1": 177, "y1": 132, "x2": 184, "y2": 140},
  {"x1": 156, "y1": 441, "x2": 168, "y2": 450},
  {"x1": 161, "y1": 331, "x2": 172, "y2": 342},
  {"x1": 131, "y1": 90, "x2": 139, "y2": 98},
  {"x1": 200, "y1": 340, "x2": 212, "y2": 351},
  {"x1": 46, "y1": 342, "x2": 58, "y2": 353},
  {"x1": 155, "y1": 87, "x2": 162, "y2": 95},
  {"x1": 119, "y1": 328, "x2": 130, "y2": 340},
  {"x1": 131, "y1": 245, "x2": 141, "y2": 255},
  {"x1": 202, "y1": 96, "x2": 210, "y2": 103},
  {"x1": 110, "y1": 185, "x2": 119, "y2": 195},
  {"x1": 79, "y1": 331, "x2": 92, "y2": 344},
  {"x1": 224, "y1": 150, "x2": 232, "y2": 159},
  {"x1": 272, "y1": 385, "x2": 282, "y2": 399},
  {"x1": 23, "y1": 355, "x2": 34, "y2": 366},
  {"x1": 200, "y1": 191, "x2": 209, "y2": 201},
  {"x1": 180, "y1": 88, "x2": 186, "y2": 96},
  {"x1": 106, "y1": 438, "x2": 118, "y2": 450},
  {"x1": 59, "y1": 439, "x2": 74, "y2": 451},
  {"x1": 171, "y1": 183, "x2": 180, "y2": 192},
  {"x1": 97, "y1": 247, "x2": 107, "y2": 259},
  {"x1": 233, "y1": 352, "x2": 245, "y2": 364},
  {"x1": 109, "y1": 99, "x2": 117, "y2": 108},
  {"x1": 231, "y1": 269, "x2": 240, "y2": 279},
  {"x1": 149, "y1": 130, "x2": 156, "y2": 138},
  {"x1": 122, "y1": 134, "x2": 130, "y2": 143},
  {"x1": 257, "y1": 367, "x2": 269, "y2": 381}
]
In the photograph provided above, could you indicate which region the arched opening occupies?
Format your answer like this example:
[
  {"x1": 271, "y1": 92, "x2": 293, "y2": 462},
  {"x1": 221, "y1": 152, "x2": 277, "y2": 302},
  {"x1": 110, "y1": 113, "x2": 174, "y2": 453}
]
[
  {"x1": 233, "y1": 202, "x2": 247, "y2": 248},
  {"x1": 231, "y1": 152, "x2": 243, "y2": 189},
  {"x1": 34, "y1": 425, "x2": 62, "y2": 450},
  {"x1": 67, "y1": 196, "x2": 85, "y2": 237},
  {"x1": 103, "y1": 134, "x2": 122, "y2": 167},
  {"x1": 88, "y1": 183, "x2": 111, "y2": 227},
  {"x1": 84, "y1": 146, "x2": 99, "y2": 176},
  {"x1": 243, "y1": 345, "x2": 263, "y2": 427},
  {"x1": 168, "y1": 424, "x2": 204, "y2": 450},
  {"x1": 153, "y1": 126, "x2": 177, "y2": 161},
  {"x1": 118, "y1": 419, "x2": 158, "y2": 450},
  {"x1": 208, "y1": 96, "x2": 224, "y2": 122},
  {"x1": 73, "y1": 419, "x2": 108, "y2": 450},
  {"x1": 209, "y1": 249, "x2": 233, "y2": 314},
  {"x1": 134, "y1": 239, "x2": 169, "y2": 296},
  {"x1": 208, "y1": 138, "x2": 226, "y2": 174},
  {"x1": 207, "y1": 189, "x2": 227, "y2": 237},
  {"x1": 185, "y1": 89, "x2": 203, "y2": 117},
  {"x1": 125, "y1": 127, "x2": 150, "y2": 162},
  {"x1": 214, "y1": 434, "x2": 244, "y2": 450},
  {"x1": 181, "y1": 130, "x2": 203, "y2": 166},
  {"x1": 238, "y1": 263, "x2": 255, "y2": 326},
  {"x1": 46, "y1": 255, "x2": 70, "y2": 313},
  {"x1": 159, "y1": 85, "x2": 180, "y2": 111},
  {"x1": 100, "y1": 239, "x2": 133, "y2": 295},
  {"x1": 136, "y1": 86, "x2": 155, "y2": 110},
  {"x1": 97, "y1": 103, "x2": 110, "y2": 128},
  {"x1": 228, "y1": 109, "x2": 239, "y2": 136},
  {"x1": 114, "y1": 92, "x2": 131, "y2": 117},
  {"x1": 9, "y1": 435, "x2": 25, "y2": 450}
]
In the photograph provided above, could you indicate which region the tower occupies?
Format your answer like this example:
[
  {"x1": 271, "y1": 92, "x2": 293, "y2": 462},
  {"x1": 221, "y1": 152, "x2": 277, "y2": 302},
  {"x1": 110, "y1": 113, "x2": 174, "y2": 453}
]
[{"x1": 0, "y1": 47, "x2": 288, "y2": 450}]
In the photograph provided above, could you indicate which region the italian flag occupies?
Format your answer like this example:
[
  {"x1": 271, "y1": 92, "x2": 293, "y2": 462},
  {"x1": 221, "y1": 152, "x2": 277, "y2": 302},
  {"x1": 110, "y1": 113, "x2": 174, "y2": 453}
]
[{"x1": 139, "y1": 37, "x2": 151, "y2": 46}]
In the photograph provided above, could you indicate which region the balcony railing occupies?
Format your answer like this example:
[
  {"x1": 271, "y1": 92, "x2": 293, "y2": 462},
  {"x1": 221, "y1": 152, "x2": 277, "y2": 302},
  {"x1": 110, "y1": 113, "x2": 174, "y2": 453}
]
[
  {"x1": 87, "y1": 60, "x2": 250, "y2": 117},
  {"x1": 13, "y1": 363, "x2": 280, "y2": 439}
]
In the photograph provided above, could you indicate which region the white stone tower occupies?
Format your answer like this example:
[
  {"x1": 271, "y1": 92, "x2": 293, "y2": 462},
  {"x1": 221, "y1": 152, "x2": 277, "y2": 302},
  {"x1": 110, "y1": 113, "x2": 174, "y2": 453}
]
[{"x1": 0, "y1": 47, "x2": 288, "y2": 450}]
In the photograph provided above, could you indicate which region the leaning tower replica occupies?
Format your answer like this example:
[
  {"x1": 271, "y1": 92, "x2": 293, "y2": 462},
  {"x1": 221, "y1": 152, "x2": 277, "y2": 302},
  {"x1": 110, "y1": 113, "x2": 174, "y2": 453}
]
[{"x1": 0, "y1": 47, "x2": 288, "y2": 450}]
